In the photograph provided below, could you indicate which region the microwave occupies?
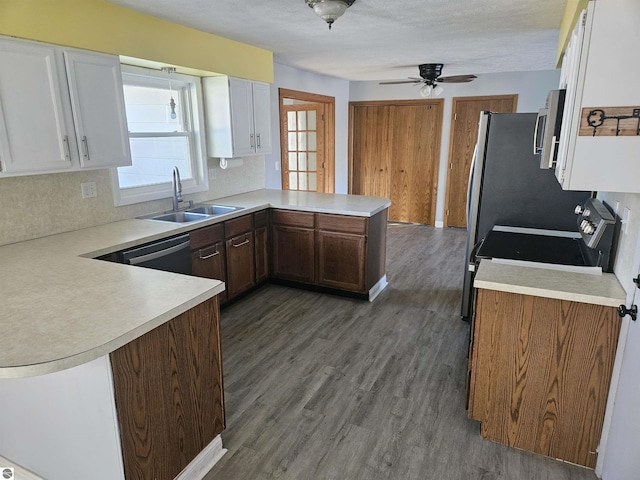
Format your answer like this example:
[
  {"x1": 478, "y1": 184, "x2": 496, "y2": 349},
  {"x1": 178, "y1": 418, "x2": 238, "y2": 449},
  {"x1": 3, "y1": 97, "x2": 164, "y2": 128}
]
[{"x1": 534, "y1": 89, "x2": 566, "y2": 169}]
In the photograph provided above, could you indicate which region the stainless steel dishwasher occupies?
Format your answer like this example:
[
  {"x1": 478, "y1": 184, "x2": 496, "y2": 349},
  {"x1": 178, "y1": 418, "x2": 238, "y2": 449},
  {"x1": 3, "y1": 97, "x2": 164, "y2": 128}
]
[{"x1": 118, "y1": 233, "x2": 192, "y2": 275}]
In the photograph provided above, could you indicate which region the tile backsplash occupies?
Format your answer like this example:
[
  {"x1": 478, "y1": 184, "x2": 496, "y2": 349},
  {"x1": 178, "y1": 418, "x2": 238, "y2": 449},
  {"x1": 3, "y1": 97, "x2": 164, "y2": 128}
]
[{"x1": 0, "y1": 156, "x2": 265, "y2": 246}]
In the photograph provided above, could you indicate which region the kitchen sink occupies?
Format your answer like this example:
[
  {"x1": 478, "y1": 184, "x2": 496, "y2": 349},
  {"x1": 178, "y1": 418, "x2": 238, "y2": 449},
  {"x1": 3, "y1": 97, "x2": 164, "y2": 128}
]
[
  {"x1": 187, "y1": 205, "x2": 242, "y2": 215},
  {"x1": 141, "y1": 211, "x2": 212, "y2": 223}
]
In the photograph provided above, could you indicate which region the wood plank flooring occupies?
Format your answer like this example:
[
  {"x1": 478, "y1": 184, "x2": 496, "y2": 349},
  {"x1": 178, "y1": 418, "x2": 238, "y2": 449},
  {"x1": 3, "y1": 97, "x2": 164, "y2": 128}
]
[{"x1": 205, "y1": 224, "x2": 598, "y2": 480}]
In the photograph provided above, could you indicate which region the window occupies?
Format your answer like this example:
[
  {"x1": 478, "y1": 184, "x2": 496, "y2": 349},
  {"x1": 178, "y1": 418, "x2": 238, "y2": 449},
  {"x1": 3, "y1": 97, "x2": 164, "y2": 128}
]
[{"x1": 111, "y1": 65, "x2": 208, "y2": 206}]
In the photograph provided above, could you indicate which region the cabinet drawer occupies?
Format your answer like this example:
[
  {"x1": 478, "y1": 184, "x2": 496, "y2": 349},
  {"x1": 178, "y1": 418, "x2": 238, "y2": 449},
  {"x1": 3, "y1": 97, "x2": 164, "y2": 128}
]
[
  {"x1": 271, "y1": 209, "x2": 315, "y2": 228},
  {"x1": 254, "y1": 209, "x2": 269, "y2": 228},
  {"x1": 317, "y1": 214, "x2": 367, "y2": 235},
  {"x1": 225, "y1": 214, "x2": 253, "y2": 238},
  {"x1": 190, "y1": 223, "x2": 224, "y2": 250}
]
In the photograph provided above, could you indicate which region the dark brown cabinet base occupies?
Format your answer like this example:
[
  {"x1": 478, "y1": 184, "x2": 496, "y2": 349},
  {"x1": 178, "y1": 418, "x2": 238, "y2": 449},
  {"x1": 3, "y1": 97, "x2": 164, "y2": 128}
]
[{"x1": 110, "y1": 297, "x2": 224, "y2": 480}]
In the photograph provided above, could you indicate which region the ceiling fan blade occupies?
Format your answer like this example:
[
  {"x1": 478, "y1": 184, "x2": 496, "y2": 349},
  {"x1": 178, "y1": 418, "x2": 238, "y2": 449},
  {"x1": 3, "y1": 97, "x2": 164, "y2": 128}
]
[
  {"x1": 379, "y1": 80, "x2": 422, "y2": 85},
  {"x1": 437, "y1": 74, "x2": 477, "y2": 83}
]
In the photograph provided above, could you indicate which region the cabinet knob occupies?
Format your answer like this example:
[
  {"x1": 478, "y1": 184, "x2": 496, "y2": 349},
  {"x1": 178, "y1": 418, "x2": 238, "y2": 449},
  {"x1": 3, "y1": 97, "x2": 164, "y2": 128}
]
[{"x1": 618, "y1": 304, "x2": 637, "y2": 321}]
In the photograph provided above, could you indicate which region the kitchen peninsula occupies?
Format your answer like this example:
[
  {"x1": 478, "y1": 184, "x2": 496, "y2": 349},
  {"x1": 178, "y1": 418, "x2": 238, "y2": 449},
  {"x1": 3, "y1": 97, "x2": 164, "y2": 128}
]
[{"x1": 0, "y1": 189, "x2": 390, "y2": 480}]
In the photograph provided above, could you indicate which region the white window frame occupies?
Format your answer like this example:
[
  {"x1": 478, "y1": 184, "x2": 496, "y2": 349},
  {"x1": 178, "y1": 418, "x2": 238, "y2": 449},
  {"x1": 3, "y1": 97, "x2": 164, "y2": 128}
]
[{"x1": 111, "y1": 64, "x2": 208, "y2": 206}]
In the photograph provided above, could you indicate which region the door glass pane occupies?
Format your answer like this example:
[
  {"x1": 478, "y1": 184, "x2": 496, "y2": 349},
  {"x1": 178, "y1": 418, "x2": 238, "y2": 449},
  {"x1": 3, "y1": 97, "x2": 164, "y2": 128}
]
[
  {"x1": 309, "y1": 173, "x2": 317, "y2": 191},
  {"x1": 308, "y1": 132, "x2": 317, "y2": 151},
  {"x1": 288, "y1": 152, "x2": 297, "y2": 171},
  {"x1": 288, "y1": 132, "x2": 297, "y2": 150},
  {"x1": 287, "y1": 111, "x2": 296, "y2": 131},
  {"x1": 289, "y1": 172, "x2": 298, "y2": 190},
  {"x1": 308, "y1": 152, "x2": 317, "y2": 171},
  {"x1": 297, "y1": 132, "x2": 307, "y2": 151},
  {"x1": 299, "y1": 172, "x2": 308, "y2": 190},
  {"x1": 297, "y1": 111, "x2": 307, "y2": 130},
  {"x1": 299, "y1": 152, "x2": 307, "y2": 171},
  {"x1": 308, "y1": 111, "x2": 317, "y2": 130}
]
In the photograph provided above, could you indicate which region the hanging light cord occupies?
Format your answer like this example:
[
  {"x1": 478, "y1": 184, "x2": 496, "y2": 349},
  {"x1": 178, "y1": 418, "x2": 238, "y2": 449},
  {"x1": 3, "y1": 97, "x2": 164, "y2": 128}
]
[{"x1": 161, "y1": 67, "x2": 178, "y2": 120}]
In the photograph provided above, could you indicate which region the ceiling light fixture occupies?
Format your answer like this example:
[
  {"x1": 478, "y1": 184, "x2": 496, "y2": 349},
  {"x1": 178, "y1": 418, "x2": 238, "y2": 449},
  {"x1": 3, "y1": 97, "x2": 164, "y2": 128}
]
[
  {"x1": 419, "y1": 82, "x2": 444, "y2": 98},
  {"x1": 306, "y1": 0, "x2": 355, "y2": 30}
]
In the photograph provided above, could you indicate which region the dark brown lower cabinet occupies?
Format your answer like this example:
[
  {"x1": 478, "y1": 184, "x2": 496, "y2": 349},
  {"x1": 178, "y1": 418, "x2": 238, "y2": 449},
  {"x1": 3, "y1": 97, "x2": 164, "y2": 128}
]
[
  {"x1": 271, "y1": 224, "x2": 315, "y2": 283},
  {"x1": 254, "y1": 225, "x2": 268, "y2": 283},
  {"x1": 468, "y1": 289, "x2": 620, "y2": 468},
  {"x1": 317, "y1": 230, "x2": 366, "y2": 292},
  {"x1": 225, "y1": 231, "x2": 255, "y2": 298},
  {"x1": 110, "y1": 297, "x2": 224, "y2": 480}
]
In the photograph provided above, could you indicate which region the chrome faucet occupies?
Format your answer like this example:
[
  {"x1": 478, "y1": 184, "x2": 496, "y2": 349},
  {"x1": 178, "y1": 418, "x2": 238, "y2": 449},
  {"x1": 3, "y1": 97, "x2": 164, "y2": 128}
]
[{"x1": 171, "y1": 166, "x2": 183, "y2": 211}]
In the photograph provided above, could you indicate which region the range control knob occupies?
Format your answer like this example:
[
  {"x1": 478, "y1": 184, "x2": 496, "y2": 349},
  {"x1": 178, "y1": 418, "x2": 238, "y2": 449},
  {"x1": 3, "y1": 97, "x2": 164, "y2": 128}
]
[
  {"x1": 575, "y1": 205, "x2": 584, "y2": 215},
  {"x1": 585, "y1": 223, "x2": 596, "y2": 234},
  {"x1": 583, "y1": 208, "x2": 591, "y2": 217},
  {"x1": 581, "y1": 220, "x2": 589, "y2": 230}
]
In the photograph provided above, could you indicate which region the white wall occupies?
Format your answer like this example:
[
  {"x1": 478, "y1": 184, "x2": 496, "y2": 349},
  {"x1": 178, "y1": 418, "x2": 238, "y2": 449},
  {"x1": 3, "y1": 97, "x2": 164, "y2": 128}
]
[
  {"x1": 265, "y1": 63, "x2": 351, "y2": 193},
  {"x1": 349, "y1": 70, "x2": 561, "y2": 225}
]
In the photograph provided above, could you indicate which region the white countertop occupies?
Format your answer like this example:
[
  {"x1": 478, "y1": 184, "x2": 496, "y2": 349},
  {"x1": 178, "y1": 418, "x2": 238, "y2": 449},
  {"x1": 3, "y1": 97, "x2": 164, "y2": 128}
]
[
  {"x1": 0, "y1": 189, "x2": 390, "y2": 378},
  {"x1": 474, "y1": 259, "x2": 626, "y2": 307}
]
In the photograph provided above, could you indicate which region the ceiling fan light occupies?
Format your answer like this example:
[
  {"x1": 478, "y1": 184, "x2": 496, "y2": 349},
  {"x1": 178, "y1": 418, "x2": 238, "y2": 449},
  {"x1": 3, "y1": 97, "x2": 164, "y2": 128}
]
[
  {"x1": 432, "y1": 84, "x2": 444, "y2": 96},
  {"x1": 306, "y1": 0, "x2": 355, "y2": 29},
  {"x1": 419, "y1": 84, "x2": 432, "y2": 98}
]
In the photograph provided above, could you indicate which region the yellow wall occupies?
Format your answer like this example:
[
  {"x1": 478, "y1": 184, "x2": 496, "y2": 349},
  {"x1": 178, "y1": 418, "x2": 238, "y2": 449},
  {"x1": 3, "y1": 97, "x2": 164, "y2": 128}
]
[
  {"x1": 0, "y1": 0, "x2": 273, "y2": 82},
  {"x1": 556, "y1": 0, "x2": 589, "y2": 67}
]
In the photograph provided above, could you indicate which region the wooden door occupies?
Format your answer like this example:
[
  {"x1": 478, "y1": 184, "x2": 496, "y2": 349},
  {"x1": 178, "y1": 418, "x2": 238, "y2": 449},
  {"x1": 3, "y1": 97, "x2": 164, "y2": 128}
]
[
  {"x1": 390, "y1": 104, "x2": 442, "y2": 224},
  {"x1": 281, "y1": 103, "x2": 324, "y2": 192},
  {"x1": 351, "y1": 105, "x2": 393, "y2": 198},
  {"x1": 350, "y1": 100, "x2": 443, "y2": 225},
  {"x1": 444, "y1": 95, "x2": 518, "y2": 227}
]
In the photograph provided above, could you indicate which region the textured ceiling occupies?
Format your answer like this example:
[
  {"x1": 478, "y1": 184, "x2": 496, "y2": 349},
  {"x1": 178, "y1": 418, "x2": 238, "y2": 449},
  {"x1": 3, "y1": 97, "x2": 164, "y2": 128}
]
[{"x1": 107, "y1": 0, "x2": 565, "y2": 81}]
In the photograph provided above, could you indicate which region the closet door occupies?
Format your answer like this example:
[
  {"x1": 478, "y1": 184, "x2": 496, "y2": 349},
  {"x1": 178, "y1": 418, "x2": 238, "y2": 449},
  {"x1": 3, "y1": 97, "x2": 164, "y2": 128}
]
[
  {"x1": 350, "y1": 101, "x2": 443, "y2": 225},
  {"x1": 390, "y1": 103, "x2": 442, "y2": 224},
  {"x1": 351, "y1": 105, "x2": 392, "y2": 198}
]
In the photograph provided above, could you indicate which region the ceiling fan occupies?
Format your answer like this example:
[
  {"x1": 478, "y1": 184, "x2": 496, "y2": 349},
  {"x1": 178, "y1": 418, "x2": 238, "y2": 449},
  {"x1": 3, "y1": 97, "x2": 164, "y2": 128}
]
[{"x1": 380, "y1": 63, "x2": 477, "y2": 97}]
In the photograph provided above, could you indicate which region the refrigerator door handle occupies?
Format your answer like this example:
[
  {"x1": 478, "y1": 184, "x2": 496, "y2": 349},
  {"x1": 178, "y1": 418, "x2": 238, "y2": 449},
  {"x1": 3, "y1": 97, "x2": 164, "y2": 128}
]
[{"x1": 466, "y1": 143, "x2": 478, "y2": 228}]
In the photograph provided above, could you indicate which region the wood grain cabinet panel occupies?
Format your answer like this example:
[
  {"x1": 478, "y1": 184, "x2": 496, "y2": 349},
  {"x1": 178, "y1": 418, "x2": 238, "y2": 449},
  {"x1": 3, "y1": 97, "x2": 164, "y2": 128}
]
[
  {"x1": 469, "y1": 289, "x2": 620, "y2": 468},
  {"x1": 317, "y1": 230, "x2": 366, "y2": 292},
  {"x1": 190, "y1": 224, "x2": 227, "y2": 303},
  {"x1": 254, "y1": 226, "x2": 269, "y2": 283},
  {"x1": 271, "y1": 225, "x2": 315, "y2": 284},
  {"x1": 110, "y1": 297, "x2": 224, "y2": 480}
]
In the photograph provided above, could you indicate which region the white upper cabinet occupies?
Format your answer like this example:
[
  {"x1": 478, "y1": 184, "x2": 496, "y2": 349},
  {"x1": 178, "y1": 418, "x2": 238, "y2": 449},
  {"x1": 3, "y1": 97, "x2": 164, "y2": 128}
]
[
  {"x1": 556, "y1": 0, "x2": 640, "y2": 192},
  {"x1": 0, "y1": 38, "x2": 75, "y2": 174},
  {"x1": 203, "y1": 76, "x2": 272, "y2": 158},
  {"x1": 64, "y1": 50, "x2": 131, "y2": 169},
  {"x1": 0, "y1": 36, "x2": 131, "y2": 177}
]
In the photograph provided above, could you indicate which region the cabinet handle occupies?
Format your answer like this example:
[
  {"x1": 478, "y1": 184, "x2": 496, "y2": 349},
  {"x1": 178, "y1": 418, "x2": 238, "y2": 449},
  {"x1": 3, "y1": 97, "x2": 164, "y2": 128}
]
[
  {"x1": 62, "y1": 135, "x2": 71, "y2": 161},
  {"x1": 81, "y1": 136, "x2": 90, "y2": 161},
  {"x1": 232, "y1": 235, "x2": 250, "y2": 248},
  {"x1": 199, "y1": 246, "x2": 220, "y2": 259},
  {"x1": 250, "y1": 133, "x2": 255, "y2": 149},
  {"x1": 257, "y1": 133, "x2": 261, "y2": 149}
]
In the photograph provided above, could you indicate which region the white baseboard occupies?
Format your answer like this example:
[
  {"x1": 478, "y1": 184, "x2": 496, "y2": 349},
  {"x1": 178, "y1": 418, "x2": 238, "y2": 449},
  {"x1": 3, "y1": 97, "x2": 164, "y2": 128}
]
[
  {"x1": 369, "y1": 275, "x2": 388, "y2": 302},
  {"x1": 175, "y1": 435, "x2": 227, "y2": 480},
  {"x1": 435, "y1": 221, "x2": 444, "y2": 228}
]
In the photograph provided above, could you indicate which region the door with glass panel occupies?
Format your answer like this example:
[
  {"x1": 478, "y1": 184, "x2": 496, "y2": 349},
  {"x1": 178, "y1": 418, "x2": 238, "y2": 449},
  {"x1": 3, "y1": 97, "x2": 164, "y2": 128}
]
[{"x1": 281, "y1": 104, "x2": 324, "y2": 192}]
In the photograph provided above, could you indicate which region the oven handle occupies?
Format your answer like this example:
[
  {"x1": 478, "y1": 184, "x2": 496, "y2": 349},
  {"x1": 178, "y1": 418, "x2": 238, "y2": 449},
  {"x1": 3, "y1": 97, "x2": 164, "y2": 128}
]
[{"x1": 128, "y1": 240, "x2": 191, "y2": 265}]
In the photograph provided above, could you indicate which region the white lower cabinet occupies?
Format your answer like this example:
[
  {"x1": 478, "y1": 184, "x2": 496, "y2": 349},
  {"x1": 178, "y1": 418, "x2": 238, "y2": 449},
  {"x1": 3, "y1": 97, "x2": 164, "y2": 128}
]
[{"x1": 0, "y1": 36, "x2": 131, "y2": 176}]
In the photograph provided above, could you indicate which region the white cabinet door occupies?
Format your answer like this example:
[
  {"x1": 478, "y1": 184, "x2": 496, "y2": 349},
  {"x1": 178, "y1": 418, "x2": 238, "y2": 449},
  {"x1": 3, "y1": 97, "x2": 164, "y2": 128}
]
[
  {"x1": 64, "y1": 50, "x2": 131, "y2": 169},
  {"x1": 0, "y1": 38, "x2": 74, "y2": 174},
  {"x1": 228, "y1": 77, "x2": 255, "y2": 157},
  {"x1": 252, "y1": 81, "x2": 272, "y2": 154}
]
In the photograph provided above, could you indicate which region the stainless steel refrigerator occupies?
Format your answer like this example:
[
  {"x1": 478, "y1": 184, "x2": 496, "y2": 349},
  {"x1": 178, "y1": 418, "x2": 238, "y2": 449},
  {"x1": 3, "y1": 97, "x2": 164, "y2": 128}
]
[{"x1": 460, "y1": 112, "x2": 590, "y2": 319}]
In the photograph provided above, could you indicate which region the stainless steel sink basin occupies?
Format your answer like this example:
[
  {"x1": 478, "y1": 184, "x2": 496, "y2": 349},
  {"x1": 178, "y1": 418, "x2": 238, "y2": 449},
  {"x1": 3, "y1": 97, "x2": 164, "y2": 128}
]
[
  {"x1": 142, "y1": 211, "x2": 211, "y2": 223},
  {"x1": 187, "y1": 205, "x2": 242, "y2": 216}
]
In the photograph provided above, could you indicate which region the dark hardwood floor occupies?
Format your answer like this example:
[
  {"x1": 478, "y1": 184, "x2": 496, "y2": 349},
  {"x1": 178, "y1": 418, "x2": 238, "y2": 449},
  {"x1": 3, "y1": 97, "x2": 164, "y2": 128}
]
[{"x1": 206, "y1": 224, "x2": 597, "y2": 480}]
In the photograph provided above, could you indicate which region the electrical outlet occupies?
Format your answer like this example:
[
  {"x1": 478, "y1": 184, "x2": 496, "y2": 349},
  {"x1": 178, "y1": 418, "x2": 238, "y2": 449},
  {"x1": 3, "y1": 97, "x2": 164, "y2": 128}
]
[
  {"x1": 614, "y1": 201, "x2": 620, "y2": 216},
  {"x1": 81, "y1": 181, "x2": 97, "y2": 199},
  {"x1": 622, "y1": 207, "x2": 631, "y2": 235},
  {"x1": 208, "y1": 168, "x2": 217, "y2": 180}
]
